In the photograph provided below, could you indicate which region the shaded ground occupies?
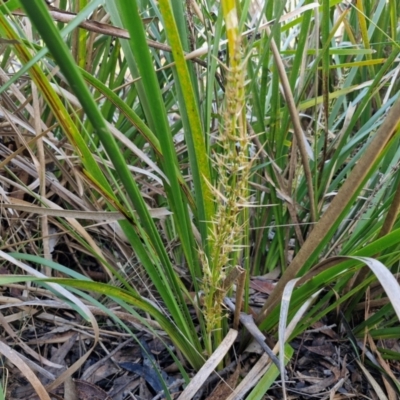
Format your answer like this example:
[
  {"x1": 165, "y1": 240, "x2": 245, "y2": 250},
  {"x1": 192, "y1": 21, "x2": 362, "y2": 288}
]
[{"x1": 2, "y1": 272, "x2": 399, "y2": 399}]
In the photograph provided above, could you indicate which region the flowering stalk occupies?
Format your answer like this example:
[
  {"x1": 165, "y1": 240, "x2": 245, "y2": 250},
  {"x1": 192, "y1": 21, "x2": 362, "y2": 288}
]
[{"x1": 201, "y1": 0, "x2": 251, "y2": 354}]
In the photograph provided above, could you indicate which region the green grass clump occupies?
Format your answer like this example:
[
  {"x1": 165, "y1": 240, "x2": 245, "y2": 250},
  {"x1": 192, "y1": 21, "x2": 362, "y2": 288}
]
[{"x1": 0, "y1": 0, "x2": 400, "y2": 398}]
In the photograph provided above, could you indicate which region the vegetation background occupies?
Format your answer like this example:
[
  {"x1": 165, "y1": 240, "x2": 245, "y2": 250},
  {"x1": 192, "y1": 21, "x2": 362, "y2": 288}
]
[{"x1": 0, "y1": 0, "x2": 400, "y2": 398}]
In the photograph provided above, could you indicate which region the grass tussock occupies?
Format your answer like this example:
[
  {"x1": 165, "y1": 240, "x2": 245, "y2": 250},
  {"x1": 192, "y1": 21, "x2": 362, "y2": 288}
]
[{"x1": 0, "y1": 0, "x2": 400, "y2": 398}]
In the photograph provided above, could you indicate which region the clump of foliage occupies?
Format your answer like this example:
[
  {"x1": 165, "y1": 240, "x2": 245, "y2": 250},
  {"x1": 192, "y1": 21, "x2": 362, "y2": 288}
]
[{"x1": 0, "y1": 0, "x2": 400, "y2": 398}]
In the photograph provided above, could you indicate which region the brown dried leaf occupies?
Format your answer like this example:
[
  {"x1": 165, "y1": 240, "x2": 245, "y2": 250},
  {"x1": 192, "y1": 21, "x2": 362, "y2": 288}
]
[
  {"x1": 205, "y1": 363, "x2": 241, "y2": 400},
  {"x1": 74, "y1": 380, "x2": 113, "y2": 400},
  {"x1": 249, "y1": 279, "x2": 276, "y2": 294},
  {"x1": 304, "y1": 344, "x2": 335, "y2": 357},
  {"x1": 311, "y1": 321, "x2": 339, "y2": 339},
  {"x1": 297, "y1": 375, "x2": 337, "y2": 394}
]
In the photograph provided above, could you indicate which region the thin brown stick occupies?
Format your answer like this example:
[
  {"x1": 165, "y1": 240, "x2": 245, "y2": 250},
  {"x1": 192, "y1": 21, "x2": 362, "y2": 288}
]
[
  {"x1": 233, "y1": 268, "x2": 246, "y2": 330},
  {"x1": 12, "y1": 7, "x2": 208, "y2": 67},
  {"x1": 264, "y1": 26, "x2": 317, "y2": 224}
]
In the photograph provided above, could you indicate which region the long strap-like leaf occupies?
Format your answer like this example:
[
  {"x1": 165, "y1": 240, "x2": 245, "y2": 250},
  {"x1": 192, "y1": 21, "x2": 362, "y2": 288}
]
[{"x1": 257, "y1": 96, "x2": 400, "y2": 325}]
